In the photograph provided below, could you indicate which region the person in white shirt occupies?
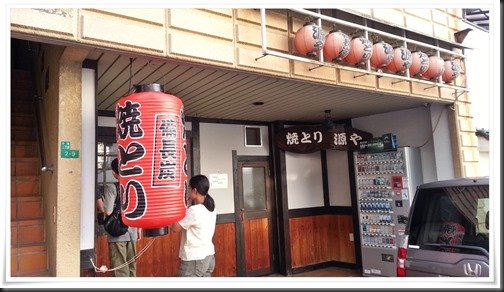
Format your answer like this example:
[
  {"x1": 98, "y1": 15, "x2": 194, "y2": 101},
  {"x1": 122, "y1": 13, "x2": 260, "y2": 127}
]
[{"x1": 170, "y1": 174, "x2": 217, "y2": 277}]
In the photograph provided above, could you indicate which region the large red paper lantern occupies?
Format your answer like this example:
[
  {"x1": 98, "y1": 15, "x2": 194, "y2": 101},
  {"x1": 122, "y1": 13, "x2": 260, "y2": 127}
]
[
  {"x1": 442, "y1": 59, "x2": 461, "y2": 83},
  {"x1": 116, "y1": 84, "x2": 188, "y2": 237},
  {"x1": 422, "y1": 56, "x2": 445, "y2": 80},
  {"x1": 344, "y1": 36, "x2": 373, "y2": 65},
  {"x1": 370, "y1": 41, "x2": 394, "y2": 69},
  {"x1": 294, "y1": 22, "x2": 325, "y2": 57},
  {"x1": 322, "y1": 30, "x2": 350, "y2": 62},
  {"x1": 409, "y1": 51, "x2": 429, "y2": 77},
  {"x1": 384, "y1": 47, "x2": 412, "y2": 73}
]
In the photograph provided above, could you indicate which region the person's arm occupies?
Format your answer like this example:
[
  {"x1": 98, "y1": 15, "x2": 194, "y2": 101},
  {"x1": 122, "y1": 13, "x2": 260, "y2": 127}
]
[
  {"x1": 96, "y1": 196, "x2": 105, "y2": 213},
  {"x1": 170, "y1": 222, "x2": 183, "y2": 233},
  {"x1": 170, "y1": 206, "x2": 195, "y2": 233},
  {"x1": 103, "y1": 184, "x2": 116, "y2": 216},
  {"x1": 96, "y1": 196, "x2": 106, "y2": 223}
]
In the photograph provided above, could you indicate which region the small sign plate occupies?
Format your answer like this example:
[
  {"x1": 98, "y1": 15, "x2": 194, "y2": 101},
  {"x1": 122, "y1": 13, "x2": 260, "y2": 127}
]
[{"x1": 60, "y1": 141, "x2": 79, "y2": 158}]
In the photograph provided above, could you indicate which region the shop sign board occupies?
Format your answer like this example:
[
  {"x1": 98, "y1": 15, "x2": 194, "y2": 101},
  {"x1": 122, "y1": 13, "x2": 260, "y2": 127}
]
[
  {"x1": 275, "y1": 124, "x2": 372, "y2": 153},
  {"x1": 358, "y1": 133, "x2": 398, "y2": 153}
]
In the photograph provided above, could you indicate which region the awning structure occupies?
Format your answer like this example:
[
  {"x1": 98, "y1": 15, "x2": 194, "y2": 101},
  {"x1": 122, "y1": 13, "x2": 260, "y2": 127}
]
[{"x1": 463, "y1": 9, "x2": 490, "y2": 31}]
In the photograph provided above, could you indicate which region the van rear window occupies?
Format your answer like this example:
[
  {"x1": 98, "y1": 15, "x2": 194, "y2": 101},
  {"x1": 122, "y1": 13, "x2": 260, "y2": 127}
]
[{"x1": 407, "y1": 185, "x2": 489, "y2": 255}]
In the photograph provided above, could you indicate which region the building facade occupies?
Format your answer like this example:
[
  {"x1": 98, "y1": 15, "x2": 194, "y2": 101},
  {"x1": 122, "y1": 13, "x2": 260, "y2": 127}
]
[{"x1": 9, "y1": 8, "x2": 486, "y2": 277}]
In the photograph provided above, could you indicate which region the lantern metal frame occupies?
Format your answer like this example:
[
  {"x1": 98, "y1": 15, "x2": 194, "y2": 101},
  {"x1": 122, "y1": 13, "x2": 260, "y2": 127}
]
[{"x1": 256, "y1": 8, "x2": 469, "y2": 96}]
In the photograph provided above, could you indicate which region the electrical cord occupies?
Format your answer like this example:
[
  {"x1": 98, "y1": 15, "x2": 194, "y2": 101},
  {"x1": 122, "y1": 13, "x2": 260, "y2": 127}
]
[
  {"x1": 417, "y1": 104, "x2": 449, "y2": 148},
  {"x1": 90, "y1": 236, "x2": 157, "y2": 273}
]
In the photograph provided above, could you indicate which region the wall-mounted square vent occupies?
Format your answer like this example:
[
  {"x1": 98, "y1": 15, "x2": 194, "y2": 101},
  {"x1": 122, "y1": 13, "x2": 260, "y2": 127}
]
[{"x1": 244, "y1": 126, "x2": 262, "y2": 147}]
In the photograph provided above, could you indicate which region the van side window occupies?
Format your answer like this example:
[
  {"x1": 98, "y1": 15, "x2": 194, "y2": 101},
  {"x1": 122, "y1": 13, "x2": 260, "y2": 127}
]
[
  {"x1": 476, "y1": 198, "x2": 490, "y2": 235},
  {"x1": 407, "y1": 185, "x2": 489, "y2": 254}
]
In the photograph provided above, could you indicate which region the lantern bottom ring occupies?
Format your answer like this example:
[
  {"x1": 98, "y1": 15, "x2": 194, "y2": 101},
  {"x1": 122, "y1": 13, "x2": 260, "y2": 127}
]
[{"x1": 143, "y1": 227, "x2": 169, "y2": 237}]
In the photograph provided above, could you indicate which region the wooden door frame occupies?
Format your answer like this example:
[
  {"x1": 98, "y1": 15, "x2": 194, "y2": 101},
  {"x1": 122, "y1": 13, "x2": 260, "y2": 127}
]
[{"x1": 232, "y1": 151, "x2": 278, "y2": 276}]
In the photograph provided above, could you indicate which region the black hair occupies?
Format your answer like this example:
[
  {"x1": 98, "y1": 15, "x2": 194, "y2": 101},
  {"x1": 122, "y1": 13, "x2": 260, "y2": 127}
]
[
  {"x1": 111, "y1": 158, "x2": 118, "y2": 174},
  {"x1": 190, "y1": 175, "x2": 215, "y2": 212}
]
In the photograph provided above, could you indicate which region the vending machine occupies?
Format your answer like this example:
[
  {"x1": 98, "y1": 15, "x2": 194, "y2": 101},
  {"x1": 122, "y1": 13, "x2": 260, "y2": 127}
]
[{"x1": 354, "y1": 146, "x2": 423, "y2": 277}]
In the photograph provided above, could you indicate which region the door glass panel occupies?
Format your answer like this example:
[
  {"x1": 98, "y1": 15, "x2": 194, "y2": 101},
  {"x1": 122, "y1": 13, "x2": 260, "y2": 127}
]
[
  {"x1": 242, "y1": 166, "x2": 266, "y2": 211},
  {"x1": 97, "y1": 142, "x2": 117, "y2": 186}
]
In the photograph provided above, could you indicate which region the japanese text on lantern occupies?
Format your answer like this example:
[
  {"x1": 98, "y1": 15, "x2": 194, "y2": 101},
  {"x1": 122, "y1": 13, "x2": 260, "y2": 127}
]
[
  {"x1": 117, "y1": 100, "x2": 145, "y2": 177},
  {"x1": 117, "y1": 100, "x2": 147, "y2": 219},
  {"x1": 153, "y1": 115, "x2": 181, "y2": 187},
  {"x1": 286, "y1": 131, "x2": 323, "y2": 145}
]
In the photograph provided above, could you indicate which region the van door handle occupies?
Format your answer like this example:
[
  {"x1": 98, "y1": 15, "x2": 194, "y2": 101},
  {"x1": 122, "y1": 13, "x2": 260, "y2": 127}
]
[{"x1": 240, "y1": 208, "x2": 245, "y2": 223}]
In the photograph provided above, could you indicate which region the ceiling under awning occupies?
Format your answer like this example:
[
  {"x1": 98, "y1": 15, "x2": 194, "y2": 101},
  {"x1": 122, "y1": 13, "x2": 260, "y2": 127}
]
[{"x1": 88, "y1": 48, "x2": 447, "y2": 123}]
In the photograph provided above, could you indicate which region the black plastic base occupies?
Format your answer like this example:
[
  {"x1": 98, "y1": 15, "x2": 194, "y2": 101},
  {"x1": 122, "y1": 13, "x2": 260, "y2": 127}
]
[{"x1": 143, "y1": 227, "x2": 169, "y2": 237}]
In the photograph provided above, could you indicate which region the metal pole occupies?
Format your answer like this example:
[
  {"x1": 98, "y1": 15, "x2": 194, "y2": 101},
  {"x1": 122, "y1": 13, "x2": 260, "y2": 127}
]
[
  {"x1": 260, "y1": 8, "x2": 267, "y2": 53},
  {"x1": 316, "y1": 9, "x2": 324, "y2": 63},
  {"x1": 255, "y1": 8, "x2": 269, "y2": 61}
]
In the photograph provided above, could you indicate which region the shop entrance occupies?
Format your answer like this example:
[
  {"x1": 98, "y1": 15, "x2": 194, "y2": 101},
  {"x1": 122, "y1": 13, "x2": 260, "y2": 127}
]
[{"x1": 233, "y1": 154, "x2": 277, "y2": 276}]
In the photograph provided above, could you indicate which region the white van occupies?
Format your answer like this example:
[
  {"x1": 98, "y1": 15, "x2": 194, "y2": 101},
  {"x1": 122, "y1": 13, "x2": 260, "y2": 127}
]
[{"x1": 397, "y1": 177, "x2": 489, "y2": 277}]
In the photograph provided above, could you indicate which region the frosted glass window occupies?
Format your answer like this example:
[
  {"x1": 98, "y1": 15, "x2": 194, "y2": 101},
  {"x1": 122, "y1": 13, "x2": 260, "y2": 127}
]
[{"x1": 242, "y1": 167, "x2": 266, "y2": 211}]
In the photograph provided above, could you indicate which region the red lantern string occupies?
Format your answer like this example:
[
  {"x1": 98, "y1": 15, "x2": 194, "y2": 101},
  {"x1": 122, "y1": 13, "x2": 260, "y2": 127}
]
[
  {"x1": 370, "y1": 41, "x2": 394, "y2": 69},
  {"x1": 384, "y1": 47, "x2": 412, "y2": 74},
  {"x1": 294, "y1": 22, "x2": 325, "y2": 57},
  {"x1": 442, "y1": 59, "x2": 461, "y2": 83},
  {"x1": 344, "y1": 36, "x2": 373, "y2": 65},
  {"x1": 409, "y1": 51, "x2": 429, "y2": 77},
  {"x1": 422, "y1": 56, "x2": 445, "y2": 80},
  {"x1": 322, "y1": 30, "x2": 351, "y2": 62}
]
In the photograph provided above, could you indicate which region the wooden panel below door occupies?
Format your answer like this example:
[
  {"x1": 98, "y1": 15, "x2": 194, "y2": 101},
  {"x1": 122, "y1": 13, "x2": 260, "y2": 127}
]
[
  {"x1": 213, "y1": 223, "x2": 236, "y2": 277},
  {"x1": 93, "y1": 222, "x2": 237, "y2": 277},
  {"x1": 289, "y1": 214, "x2": 356, "y2": 268},
  {"x1": 335, "y1": 215, "x2": 356, "y2": 264},
  {"x1": 136, "y1": 231, "x2": 181, "y2": 277},
  {"x1": 94, "y1": 235, "x2": 114, "y2": 277},
  {"x1": 94, "y1": 230, "x2": 181, "y2": 277},
  {"x1": 243, "y1": 218, "x2": 270, "y2": 272}
]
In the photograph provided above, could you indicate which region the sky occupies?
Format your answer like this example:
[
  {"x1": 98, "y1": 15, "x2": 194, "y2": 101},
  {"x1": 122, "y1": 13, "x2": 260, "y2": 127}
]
[{"x1": 463, "y1": 25, "x2": 492, "y2": 130}]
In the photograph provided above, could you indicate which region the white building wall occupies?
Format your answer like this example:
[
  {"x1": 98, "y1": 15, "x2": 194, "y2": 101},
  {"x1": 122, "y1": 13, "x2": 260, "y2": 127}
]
[
  {"x1": 285, "y1": 152, "x2": 324, "y2": 209},
  {"x1": 430, "y1": 103, "x2": 455, "y2": 181},
  {"x1": 477, "y1": 136, "x2": 490, "y2": 176},
  {"x1": 80, "y1": 68, "x2": 95, "y2": 250},
  {"x1": 199, "y1": 123, "x2": 269, "y2": 214},
  {"x1": 352, "y1": 105, "x2": 452, "y2": 184},
  {"x1": 327, "y1": 150, "x2": 352, "y2": 207},
  {"x1": 99, "y1": 105, "x2": 455, "y2": 213}
]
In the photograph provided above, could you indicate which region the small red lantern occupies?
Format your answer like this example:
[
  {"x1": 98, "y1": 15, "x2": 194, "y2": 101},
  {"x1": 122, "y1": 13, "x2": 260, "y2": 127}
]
[
  {"x1": 322, "y1": 30, "x2": 350, "y2": 62},
  {"x1": 370, "y1": 41, "x2": 394, "y2": 69},
  {"x1": 294, "y1": 22, "x2": 325, "y2": 57},
  {"x1": 442, "y1": 59, "x2": 461, "y2": 83},
  {"x1": 116, "y1": 84, "x2": 188, "y2": 237},
  {"x1": 409, "y1": 51, "x2": 429, "y2": 77},
  {"x1": 343, "y1": 36, "x2": 373, "y2": 65},
  {"x1": 422, "y1": 56, "x2": 445, "y2": 80},
  {"x1": 384, "y1": 47, "x2": 412, "y2": 74}
]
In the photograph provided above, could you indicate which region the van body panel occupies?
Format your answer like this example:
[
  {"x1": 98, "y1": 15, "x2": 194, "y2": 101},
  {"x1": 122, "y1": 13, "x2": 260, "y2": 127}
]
[
  {"x1": 406, "y1": 249, "x2": 489, "y2": 277},
  {"x1": 403, "y1": 177, "x2": 489, "y2": 277}
]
